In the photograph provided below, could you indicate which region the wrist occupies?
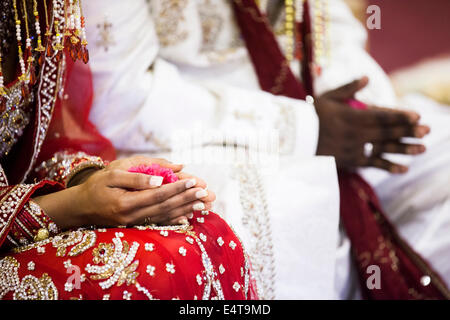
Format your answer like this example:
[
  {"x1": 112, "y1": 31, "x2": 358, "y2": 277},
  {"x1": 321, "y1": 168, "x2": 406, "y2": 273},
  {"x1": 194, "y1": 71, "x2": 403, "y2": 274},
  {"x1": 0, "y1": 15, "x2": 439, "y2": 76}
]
[
  {"x1": 72, "y1": 182, "x2": 96, "y2": 225},
  {"x1": 32, "y1": 185, "x2": 86, "y2": 230},
  {"x1": 67, "y1": 167, "x2": 101, "y2": 187}
]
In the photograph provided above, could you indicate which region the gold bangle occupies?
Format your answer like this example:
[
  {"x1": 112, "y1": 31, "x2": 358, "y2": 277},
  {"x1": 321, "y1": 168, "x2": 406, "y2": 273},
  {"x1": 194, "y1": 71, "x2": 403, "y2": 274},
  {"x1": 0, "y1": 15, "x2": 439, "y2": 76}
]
[{"x1": 65, "y1": 161, "x2": 106, "y2": 186}]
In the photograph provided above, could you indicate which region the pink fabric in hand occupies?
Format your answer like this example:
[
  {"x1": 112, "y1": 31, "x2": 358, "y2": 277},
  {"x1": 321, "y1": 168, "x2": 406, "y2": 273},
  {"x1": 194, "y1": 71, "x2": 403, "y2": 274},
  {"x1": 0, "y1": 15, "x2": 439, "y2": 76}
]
[
  {"x1": 347, "y1": 99, "x2": 368, "y2": 110},
  {"x1": 128, "y1": 164, "x2": 179, "y2": 185}
]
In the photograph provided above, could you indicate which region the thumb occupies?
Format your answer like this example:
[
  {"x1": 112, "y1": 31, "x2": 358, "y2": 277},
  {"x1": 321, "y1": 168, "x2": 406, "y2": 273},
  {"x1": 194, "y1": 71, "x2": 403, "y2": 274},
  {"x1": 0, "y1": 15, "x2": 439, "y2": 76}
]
[{"x1": 325, "y1": 76, "x2": 369, "y2": 100}]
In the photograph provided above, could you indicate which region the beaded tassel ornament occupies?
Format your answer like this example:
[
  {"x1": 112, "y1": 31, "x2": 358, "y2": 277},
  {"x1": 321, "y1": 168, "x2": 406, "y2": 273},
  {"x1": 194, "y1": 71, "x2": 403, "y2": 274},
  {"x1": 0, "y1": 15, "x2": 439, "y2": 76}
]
[
  {"x1": 0, "y1": 0, "x2": 89, "y2": 109},
  {"x1": 33, "y1": 0, "x2": 45, "y2": 52},
  {"x1": 62, "y1": 0, "x2": 88, "y2": 63},
  {"x1": 13, "y1": 0, "x2": 26, "y2": 83},
  {"x1": 2, "y1": 0, "x2": 89, "y2": 88}
]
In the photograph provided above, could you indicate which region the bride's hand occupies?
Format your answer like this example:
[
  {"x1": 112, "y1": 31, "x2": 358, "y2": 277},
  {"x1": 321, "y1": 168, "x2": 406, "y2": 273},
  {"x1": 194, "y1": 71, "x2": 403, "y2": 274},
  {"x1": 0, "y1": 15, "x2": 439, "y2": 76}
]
[
  {"x1": 167, "y1": 171, "x2": 216, "y2": 225},
  {"x1": 103, "y1": 156, "x2": 216, "y2": 225},
  {"x1": 35, "y1": 156, "x2": 215, "y2": 228},
  {"x1": 77, "y1": 161, "x2": 215, "y2": 227}
]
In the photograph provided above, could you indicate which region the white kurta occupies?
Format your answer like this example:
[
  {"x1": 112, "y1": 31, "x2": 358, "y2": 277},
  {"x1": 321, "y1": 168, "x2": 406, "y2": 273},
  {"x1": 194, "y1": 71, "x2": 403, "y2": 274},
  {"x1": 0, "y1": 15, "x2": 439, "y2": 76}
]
[{"x1": 84, "y1": 0, "x2": 450, "y2": 299}]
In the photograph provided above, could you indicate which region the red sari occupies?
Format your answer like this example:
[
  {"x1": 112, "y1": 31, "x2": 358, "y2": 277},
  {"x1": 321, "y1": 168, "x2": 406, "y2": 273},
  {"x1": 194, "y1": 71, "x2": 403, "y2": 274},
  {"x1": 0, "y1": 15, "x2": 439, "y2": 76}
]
[{"x1": 0, "y1": 0, "x2": 257, "y2": 300}]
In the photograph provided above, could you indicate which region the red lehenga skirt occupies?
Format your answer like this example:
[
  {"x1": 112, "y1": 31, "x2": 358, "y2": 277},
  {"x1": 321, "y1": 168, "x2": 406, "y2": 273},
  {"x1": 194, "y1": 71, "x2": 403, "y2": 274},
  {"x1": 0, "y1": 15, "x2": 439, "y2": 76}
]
[{"x1": 0, "y1": 211, "x2": 258, "y2": 300}]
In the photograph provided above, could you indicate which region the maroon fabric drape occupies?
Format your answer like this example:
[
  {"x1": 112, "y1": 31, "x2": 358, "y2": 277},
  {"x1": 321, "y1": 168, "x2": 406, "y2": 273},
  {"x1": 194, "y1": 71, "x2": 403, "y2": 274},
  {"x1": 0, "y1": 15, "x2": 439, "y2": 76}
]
[
  {"x1": 232, "y1": 0, "x2": 307, "y2": 99},
  {"x1": 231, "y1": 0, "x2": 450, "y2": 299}
]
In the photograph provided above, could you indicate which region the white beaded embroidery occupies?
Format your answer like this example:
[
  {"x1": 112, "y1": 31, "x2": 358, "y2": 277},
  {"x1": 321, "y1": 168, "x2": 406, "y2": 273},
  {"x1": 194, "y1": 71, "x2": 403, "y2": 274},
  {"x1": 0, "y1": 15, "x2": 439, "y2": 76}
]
[
  {"x1": 178, "y1": 246, "x2": 187, "y2": 256},
  {"x1": 166, "y1": 263, "x2": 176, "y2": 274},
  {"x1": 146, "y1": 265, "x2": 155, "y2": 277}
]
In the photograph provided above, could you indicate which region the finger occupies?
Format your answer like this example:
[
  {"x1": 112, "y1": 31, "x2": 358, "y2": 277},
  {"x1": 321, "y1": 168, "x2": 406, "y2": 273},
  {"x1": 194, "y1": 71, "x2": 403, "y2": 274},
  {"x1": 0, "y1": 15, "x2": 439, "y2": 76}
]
[
  {"x1": 365, "y1": 124, "x2": 430, "y2": 142},
  {"x1": 201, "y1": 190, "x2": 216, "y2": 202},
  {"x1": 107, "y1": 170, "x2": 164, "y2": 190},
  {"x1": 138, "y1": 200, "x2": 211, "y2": 226},
  {"x1": 358, "y1": 106, "x2": 420, "y2": 125},
  {"x1": 176, "y1": 173, "x2": 216, "y2": 202},
  {"x1": 120, "y1": 178, "x2": 198, "y2": 210},
  {"x1": 155, "y1": 187, "x2": 210, "y2": 212},
  {"x1": 372, "y1": 142, "x2": 426, "y2": 156},
  {"x1": 176, "y1": 172, "x2": 208, "y2": 189},
  {"x1": 364, "y1": 157, "x2": 409, "y2": 174},
  {"x1": 325, "y1": 77, "x2": 369, "y2": 100},
  {"x1": 164, "y1": 202, "x2": 213, "y2": 225},
  {"x1": 154, "y1": 215, "x2": 189, "y2": 227},
  {"x1": 127, "y1": 186, "x2": 209, "y2": 221},
  {"x1": 169, "y1": 216, "x2": 189, "y2": 226}
]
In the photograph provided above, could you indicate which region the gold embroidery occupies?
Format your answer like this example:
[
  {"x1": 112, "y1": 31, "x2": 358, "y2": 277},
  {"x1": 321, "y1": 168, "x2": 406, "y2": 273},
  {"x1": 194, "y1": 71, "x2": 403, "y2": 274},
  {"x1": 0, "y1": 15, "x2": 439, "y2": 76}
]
[
  {"x1": 96, "y1": 17, "x2": 115, "y2": 52},
  {"x1": 357, "y1": 235, "x2": 399, "y2": 272},
  {"x1": 154, "y1": 0, "x2": 188, "y2": 47},
  {"x1": 92, "y1": 242, "x2": 114, "y2": 264},
  {"x1": 0, "y1": 256, "x2": 58, "y2": 300},
  {"x1": 14, "y1": 273, "x2": 58, "y2": 300},
  {"x1": 270, "y1": 60, "x2": 290, "y2": 95},
  {"x1": 0, "y1": 82, "x2": 33, "y2": 158},
  {"x1": 86, "y1": 237, "x2": 140, "y2": 290},
  {"x1": 0, "y1": 256, "x2": 20, "y2": 299},
  {"x1": 198, "y1": 0, "x2": 245, "y2": 63},
  {"x1": 52, "y1": 230, "x2": 97, "y2": 257},
  {"x1": 199, "y1": 0, "x2": 223, "y2": 52}
]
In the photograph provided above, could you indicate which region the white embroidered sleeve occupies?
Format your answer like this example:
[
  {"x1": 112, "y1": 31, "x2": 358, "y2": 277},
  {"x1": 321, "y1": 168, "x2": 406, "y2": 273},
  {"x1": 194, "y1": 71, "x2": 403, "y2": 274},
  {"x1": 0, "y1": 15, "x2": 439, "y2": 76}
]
[{"x1": 84, "y1": 0, "x2": 319, "y2": 157}]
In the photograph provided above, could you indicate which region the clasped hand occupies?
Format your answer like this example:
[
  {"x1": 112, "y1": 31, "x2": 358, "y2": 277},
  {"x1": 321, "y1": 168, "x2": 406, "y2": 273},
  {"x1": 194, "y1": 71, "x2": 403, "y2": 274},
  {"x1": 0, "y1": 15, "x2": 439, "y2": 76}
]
[{"x1": 37, "y1": 156, "x2": 215, "y2": 230}]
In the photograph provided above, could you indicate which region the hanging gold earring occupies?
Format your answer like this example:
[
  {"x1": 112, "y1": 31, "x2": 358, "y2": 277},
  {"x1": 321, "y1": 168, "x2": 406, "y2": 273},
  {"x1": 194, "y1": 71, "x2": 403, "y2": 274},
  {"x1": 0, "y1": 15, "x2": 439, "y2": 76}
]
[
  {"x1": 12, "y1": 0, "x2": 27, "y2": 84},
  {"x1": 79, "y1": 0, "x2": 89, "y2": 63},
  {"x1": 34, "y1": 0, "x2": 45, "y2": 52}
]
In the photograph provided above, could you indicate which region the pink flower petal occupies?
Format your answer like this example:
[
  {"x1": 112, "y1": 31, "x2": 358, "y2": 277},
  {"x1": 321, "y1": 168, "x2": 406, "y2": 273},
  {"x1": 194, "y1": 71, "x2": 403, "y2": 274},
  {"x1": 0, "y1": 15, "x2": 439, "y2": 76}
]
[{"x1": 128, "y1": 164, "x2": 178, "y2": 184}]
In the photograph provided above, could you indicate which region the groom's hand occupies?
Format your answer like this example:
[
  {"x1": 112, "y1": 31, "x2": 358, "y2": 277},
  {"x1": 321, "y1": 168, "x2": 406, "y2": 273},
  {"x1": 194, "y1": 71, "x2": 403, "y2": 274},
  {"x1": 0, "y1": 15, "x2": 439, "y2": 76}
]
[{"x1": 314, "y1": 77, "x2": 430, "y2": 173}]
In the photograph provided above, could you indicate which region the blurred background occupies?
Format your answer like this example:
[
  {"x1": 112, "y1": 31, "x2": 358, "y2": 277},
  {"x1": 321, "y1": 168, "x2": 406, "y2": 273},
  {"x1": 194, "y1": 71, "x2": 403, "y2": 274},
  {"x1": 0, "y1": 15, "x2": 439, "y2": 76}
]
[{"x1": 344, "y1": 0, "x2": 450, "y2": 105}]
